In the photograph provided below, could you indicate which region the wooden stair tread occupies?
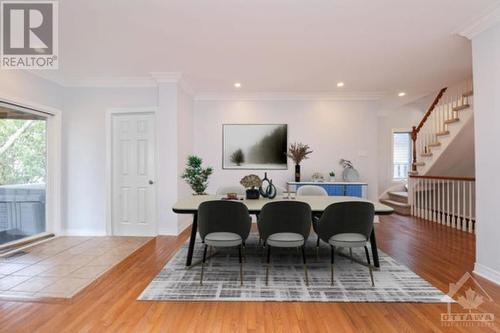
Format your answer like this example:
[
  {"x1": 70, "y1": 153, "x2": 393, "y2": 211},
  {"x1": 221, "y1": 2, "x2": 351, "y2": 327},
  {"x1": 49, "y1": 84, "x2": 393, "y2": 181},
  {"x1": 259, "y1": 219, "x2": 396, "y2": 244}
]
[
  {"x1": 444, "y1": 118, "x2": 460, "y2": 124},
  {"x1": 452, "y1": 104, "x2": 470, "y2": 112},
  {"x1": 413, "y1": 162, "x2": 425, "y2": 167},
  {"x1": 421, "y1": 152, "x2": 433, "y2": 157},
  {"x1": 462, "y1": 90, "x2": 473, "y2": 97},
  {"x1": 427, "y1": 142, "x2": 441, "y2": 147},
  {"x1": 381, "y1": 199, "x2": 410, "y2": 208},
  {"x1": 436, "y1": 130, "x2": 450, "y2": 136}
]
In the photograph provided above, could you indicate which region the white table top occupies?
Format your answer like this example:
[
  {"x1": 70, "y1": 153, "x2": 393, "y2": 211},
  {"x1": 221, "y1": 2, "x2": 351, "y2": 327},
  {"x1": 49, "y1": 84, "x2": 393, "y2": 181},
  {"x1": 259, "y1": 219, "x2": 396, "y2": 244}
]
[
  {"x1": 172, "y1": 195, "x2": 393, "y2": 214},
  {"x1": 287, "y1": 181, "x2": 368, "y2": 185}
]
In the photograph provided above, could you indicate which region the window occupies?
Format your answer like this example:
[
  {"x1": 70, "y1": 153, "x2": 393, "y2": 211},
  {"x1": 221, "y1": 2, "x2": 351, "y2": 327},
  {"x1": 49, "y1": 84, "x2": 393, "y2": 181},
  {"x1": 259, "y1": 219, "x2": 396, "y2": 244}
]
[
  {"x1": 0, "y1": 104, "x2": 48, "y2": 245},
  {"x1": 392, "y1": 131, "x2": 412, "y2": 180}
]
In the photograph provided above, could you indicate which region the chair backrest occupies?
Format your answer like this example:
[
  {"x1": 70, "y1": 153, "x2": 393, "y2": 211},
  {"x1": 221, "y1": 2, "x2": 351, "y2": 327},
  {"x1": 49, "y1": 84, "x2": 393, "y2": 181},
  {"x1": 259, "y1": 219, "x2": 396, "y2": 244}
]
[
  {"x1": 198, "y1": 200, "x2": 251, "y2": 241},
  {"x1": 297, "y1": 185, "x2": 328, "y2": 196},
  {"x1": 216, "y1": 185, "x2": 246, "y2": 196},
  {"x1": 257, "y1": 201, "x2": 312, "y2": 241},
  {"x1": 316, "y1": 201, "x2": 375, "y2": 243}
]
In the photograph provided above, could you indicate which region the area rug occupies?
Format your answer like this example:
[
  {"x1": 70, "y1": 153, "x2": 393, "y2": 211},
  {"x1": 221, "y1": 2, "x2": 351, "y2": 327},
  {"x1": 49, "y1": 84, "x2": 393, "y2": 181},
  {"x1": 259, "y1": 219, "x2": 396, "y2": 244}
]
[{"x1": 139, "y1": 233, "x2": 449, "y2": 302}]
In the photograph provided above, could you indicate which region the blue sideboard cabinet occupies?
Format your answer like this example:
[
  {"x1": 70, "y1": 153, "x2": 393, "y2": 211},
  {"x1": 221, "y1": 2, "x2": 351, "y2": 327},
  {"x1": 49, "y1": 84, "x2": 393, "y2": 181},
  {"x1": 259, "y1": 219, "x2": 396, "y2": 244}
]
[{"x1": 287, "y1": 181, "x2": 368, "y2": 199}]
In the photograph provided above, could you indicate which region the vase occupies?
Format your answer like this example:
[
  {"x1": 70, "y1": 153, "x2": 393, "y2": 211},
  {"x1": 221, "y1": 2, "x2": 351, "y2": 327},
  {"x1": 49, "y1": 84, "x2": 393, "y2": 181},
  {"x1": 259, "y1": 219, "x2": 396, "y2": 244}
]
[
  {"x1": 295, "y1": 164, "x2": 301, "y2": 182},
  {"x1": 246, "y1": 188, "x2": 260, "y2": 200}
]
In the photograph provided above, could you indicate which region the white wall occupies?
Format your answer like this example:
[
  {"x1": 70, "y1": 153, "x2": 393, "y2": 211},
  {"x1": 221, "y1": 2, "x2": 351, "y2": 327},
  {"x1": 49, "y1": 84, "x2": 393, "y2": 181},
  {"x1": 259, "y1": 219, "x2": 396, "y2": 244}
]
[
  {"x1": 0, "y1": 71, "x2": 63, "y2": 109},
  {"x1": 472, "y1": 23, "x2": 500, "y2": 284},
  {"x1": 63, "y1": 87, "x2": 158, "y2": 235},
  {"x1": 377, "y1": 105, "x2": 425, "y2": 194},
  {"x1": 193, "y1": 99, "x2": 379, "y2": 200}
]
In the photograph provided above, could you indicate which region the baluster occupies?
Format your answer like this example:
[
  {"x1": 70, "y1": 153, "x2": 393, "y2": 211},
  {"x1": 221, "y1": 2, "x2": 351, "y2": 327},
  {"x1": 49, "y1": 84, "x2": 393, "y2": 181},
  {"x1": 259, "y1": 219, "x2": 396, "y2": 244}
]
[
  {"x1": 451, "y1": 180, "x2": 456, "y2": 228},
  {"x1": 447, "y1": 180, "x2": 451, "y2": 227},
  {"x1": 462, "y1": 181, "x2": 467, "y2": 231},
  {"x1": 437, "y1": 179, "x2": 442, "y2": 224},
  {"x1": 457, "y1": 181, "x2": 462, "y2": 229},
  {"x1": 431, "y1": 179, "x2": 436, "y2": 222},
  {"x1": 468, "y1": 181, "x2": 473, "y2": 233}
]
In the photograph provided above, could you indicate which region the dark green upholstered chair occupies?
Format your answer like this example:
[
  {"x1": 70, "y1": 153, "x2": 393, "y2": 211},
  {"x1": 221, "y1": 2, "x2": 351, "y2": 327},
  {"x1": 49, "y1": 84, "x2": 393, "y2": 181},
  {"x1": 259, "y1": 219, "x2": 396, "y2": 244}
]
[
  {"x1": 316, "y1": 201, "x2": 375, "y2": 286},
  {"x1": 257, "y1": 201, "x2": 312, "y2": 286},
  {"x1": 197, "y1": 200, "x2": 252, "y2": 286}
]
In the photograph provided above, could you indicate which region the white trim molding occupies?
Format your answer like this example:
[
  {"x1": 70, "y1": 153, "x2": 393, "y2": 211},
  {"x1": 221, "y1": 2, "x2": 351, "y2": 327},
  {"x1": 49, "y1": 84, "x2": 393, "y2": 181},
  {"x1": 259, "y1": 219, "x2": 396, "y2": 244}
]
[
  {"x1": 151, "y1": 72, "x2": 195, "y2": 96},
  {"x1": 456, "y1": 2, "x2": 500, "y2": 39},
  {"x1": 194, "y1": 91, "x2": 385, "y2": 101},
  {"x1": 474, "y1": 262, "x2": 500, "y2": 285}
]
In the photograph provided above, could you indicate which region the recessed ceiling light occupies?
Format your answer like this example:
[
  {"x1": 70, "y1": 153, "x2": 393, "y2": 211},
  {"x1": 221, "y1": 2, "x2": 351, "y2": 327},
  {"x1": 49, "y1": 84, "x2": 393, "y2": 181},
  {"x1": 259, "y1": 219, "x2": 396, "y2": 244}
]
[
  {"x1": 234, "y1": 82, "x2": 242, "y2": 88},
  {"x1": 337, "y1": 82, "x2": 344, "y2": 87},
  {"x1": 398, "y1": 92, "x2": 406, "y2": 97}
]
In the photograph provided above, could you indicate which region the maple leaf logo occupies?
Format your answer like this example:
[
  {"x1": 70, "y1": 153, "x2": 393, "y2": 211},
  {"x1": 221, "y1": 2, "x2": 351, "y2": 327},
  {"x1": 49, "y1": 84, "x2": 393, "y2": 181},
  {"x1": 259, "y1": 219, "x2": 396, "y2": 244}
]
[{"x1": 457, "y1": 288, "x2": 484, "y2": 311}]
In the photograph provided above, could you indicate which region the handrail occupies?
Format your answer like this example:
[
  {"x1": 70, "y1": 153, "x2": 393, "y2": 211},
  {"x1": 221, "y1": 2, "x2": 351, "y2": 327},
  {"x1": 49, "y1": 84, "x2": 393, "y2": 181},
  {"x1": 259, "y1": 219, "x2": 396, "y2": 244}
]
[
  {"x1": 411, "y1": 87, "x2": 448, "y2": 171},
  {"x1": 409, "y1": 175, "x2": 475, "y2": 181}
]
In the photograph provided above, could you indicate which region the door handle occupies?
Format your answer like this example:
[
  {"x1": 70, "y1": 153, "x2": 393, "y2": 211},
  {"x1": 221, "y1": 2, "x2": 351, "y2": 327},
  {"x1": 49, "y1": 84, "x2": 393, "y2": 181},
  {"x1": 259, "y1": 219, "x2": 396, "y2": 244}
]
[{"x1": 149, "y1": 180, "x2": 154, "y2": 185}]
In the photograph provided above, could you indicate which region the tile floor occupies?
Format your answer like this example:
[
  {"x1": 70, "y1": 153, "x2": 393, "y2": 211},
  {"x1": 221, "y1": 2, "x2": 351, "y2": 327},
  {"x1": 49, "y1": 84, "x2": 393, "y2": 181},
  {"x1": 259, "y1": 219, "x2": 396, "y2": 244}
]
[{"x1": 0, "y1": 236, "x2": 151, "y2": 299}]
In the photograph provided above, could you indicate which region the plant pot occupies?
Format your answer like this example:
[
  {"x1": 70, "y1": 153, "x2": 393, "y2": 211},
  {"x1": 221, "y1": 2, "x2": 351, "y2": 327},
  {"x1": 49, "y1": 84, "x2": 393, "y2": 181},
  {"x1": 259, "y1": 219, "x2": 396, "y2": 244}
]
[
  {"x1": 295, "y1": 164, "x2": 301, "y2": 182},
  {"x1": 246, "y1": 188, "x2": 260, "y2": 200},
  {"x1": 329, "y1": 176, "x2": 336, "y2": 182}
]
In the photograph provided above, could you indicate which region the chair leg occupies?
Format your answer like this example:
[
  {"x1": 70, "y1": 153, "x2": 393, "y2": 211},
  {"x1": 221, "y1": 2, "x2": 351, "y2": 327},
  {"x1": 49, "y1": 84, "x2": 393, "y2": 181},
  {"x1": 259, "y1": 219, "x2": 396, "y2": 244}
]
[
  {"x1": 331, "y1": 245, "x2": 335, "y2": 286},
  {"x1": 208, "y1": 246, "x2": 213, "y2": 263},
  {"x1": 364, "y1": 245, "x2": 374, "y2": 287},
  {"x1": 200, "y1": 243, "x2": 208, "y2": 286},
  {"x1": 301, "y1": 245, "x2": 309, "y2": 286},
  {"x1": 316, "y1": 236, "x2": 320, "y2": 260},
  {"x1": 364, "y1": 246, "x2": 371, "y2": 265},
  {"x1": 266, "y1": 245, "x2": 271, "y2": 286},
  {"x1": 239, "y1": 244, "x2": 243, "y2": 286},
  {"x1": 349, "y1": 247, "x2": 353, "y2": 263}
]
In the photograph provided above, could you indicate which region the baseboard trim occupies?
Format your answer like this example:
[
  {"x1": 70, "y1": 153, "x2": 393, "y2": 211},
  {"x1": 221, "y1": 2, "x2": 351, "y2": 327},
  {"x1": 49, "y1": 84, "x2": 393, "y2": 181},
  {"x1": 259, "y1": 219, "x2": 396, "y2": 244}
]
[{"x1": 474, "y1": 262, "x2": 500, "y2": 285}]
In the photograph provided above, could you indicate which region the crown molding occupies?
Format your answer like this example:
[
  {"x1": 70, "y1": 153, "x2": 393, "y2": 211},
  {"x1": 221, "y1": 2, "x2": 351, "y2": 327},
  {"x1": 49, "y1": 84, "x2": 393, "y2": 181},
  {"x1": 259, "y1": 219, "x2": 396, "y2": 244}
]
[
  {"x1": 64, "y1": 76, "x2": 157, "y2": 88},
  {"x1": 194, "y1": 91, "x2": 385, "y2": 101},
  {"x1": 150, "y1": 72, "x2": 195, "y2": 95},
  {"x1": 455, "y1": 2, "x2": 500, "y2": 39}
]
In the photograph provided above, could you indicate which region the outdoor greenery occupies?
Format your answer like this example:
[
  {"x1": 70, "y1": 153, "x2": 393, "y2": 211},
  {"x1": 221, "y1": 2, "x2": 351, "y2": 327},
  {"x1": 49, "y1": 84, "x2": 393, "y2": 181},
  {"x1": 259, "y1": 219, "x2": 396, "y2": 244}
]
[
  {"x1": 0, "y1": 119, "x2": 47, "y2": 185},
  {"x1": 181, "y1": 155, "x2": 213, "y2": 194}
]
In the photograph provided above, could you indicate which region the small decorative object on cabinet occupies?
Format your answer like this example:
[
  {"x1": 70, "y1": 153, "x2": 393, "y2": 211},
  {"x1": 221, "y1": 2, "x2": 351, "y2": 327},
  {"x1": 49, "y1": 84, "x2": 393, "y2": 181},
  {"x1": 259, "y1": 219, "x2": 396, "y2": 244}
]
[
  {"x1": 287, "y1": 142, "x2": 313, "y2": 182},
  {"x1": 180, "y1": 155, "x2": 213, "y2": 195},
  {"x1": 240, "y1": 174, "x2": 262, "y2": 199},
  {"x1": 339, "y1": 158, "x2": 360, "y2": 182},
  {"x1": 259, "y1": 172, "x2": 277, "y2": 199},
  {"x1": 311, "y1": 172, "x2": 325, "y2": 182},
  {"x1": 329, "y1": 171, "x2": 336, "y2": 182}
]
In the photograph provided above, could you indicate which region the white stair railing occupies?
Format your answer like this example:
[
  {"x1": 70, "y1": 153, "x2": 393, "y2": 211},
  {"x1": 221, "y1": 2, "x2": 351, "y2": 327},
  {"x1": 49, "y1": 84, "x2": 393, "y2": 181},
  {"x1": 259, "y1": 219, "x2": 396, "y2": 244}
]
[{"x1": 408, "y1": 175, "x2": 476, "y2": 233}]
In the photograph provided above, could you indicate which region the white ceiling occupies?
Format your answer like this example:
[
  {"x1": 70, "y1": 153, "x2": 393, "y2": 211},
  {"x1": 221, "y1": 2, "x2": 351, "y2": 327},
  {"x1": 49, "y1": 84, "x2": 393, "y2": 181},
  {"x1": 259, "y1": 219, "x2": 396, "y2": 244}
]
[{"x1": 36, "y1": 0, "x2": 499, "y2": 97}]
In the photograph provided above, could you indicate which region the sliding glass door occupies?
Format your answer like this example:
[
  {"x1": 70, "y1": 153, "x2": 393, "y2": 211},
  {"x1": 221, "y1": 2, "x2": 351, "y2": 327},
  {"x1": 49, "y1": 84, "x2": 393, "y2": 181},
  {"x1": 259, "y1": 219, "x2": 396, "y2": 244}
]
[{"x1": 0, "y1": 105, "x2": 48, "y2": 245}]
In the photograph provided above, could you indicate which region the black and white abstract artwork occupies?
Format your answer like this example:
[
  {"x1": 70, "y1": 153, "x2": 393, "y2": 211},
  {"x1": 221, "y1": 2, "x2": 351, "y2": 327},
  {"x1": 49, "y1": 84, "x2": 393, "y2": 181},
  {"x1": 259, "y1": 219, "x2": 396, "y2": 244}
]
[{"x1": 223, "y1": 124, "x2": 287, "y2": 169}]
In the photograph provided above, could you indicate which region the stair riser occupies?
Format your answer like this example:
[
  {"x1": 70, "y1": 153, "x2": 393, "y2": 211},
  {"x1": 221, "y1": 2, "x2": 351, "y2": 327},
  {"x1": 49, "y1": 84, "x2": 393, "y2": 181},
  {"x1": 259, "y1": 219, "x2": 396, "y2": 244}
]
[{"x1": 388, "y1": 193, "x2": 408, "y2": 204}]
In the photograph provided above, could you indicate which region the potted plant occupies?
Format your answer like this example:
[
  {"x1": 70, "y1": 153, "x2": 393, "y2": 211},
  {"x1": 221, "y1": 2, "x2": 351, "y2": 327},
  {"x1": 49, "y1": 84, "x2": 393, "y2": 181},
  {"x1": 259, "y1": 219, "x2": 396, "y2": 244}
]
[
  {"x1": 181, "y1": 155, "x2": 213, "y2": 195},
  {"x1": 329, "y1": 171, "x2": 336, "y2": 182},
  {"x1": 240, "y1": 174, "x2": 262, "y2": 199},
  {"x1": 287, "y1": 142, "x2": 313, "y2": 182}
]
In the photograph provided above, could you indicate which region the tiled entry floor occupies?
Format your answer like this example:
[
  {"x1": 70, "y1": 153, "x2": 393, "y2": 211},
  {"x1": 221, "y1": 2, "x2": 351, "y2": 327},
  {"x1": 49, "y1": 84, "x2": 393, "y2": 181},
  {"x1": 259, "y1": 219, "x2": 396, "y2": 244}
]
[{"x1": 0, "y1": 236, "x2": 151, "y2": 299}]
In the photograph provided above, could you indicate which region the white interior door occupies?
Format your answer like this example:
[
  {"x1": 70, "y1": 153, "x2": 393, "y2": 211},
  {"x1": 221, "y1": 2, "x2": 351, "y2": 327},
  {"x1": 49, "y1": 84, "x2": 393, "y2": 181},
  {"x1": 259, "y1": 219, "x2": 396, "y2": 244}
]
[{"x1": 112, "y1": 113, "x2": 157, "y2": 236}]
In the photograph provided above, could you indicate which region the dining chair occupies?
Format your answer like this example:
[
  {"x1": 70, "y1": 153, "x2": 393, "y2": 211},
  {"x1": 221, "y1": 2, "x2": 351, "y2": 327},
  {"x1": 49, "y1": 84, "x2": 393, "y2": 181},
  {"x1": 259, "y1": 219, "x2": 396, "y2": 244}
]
[
  {"x1": 257, "y1": 201, "x2": 312, "y2": 286},
  {"x1": 316, "y1": 201, "x2": 375, "y2": 286},
  {"x1": 215, "y1": 185, "x2": 246, "y2": 196},
  {"x1": 197, "y1": 200, "x2": 252, "y2": 286},
  {"x1": 296, "y1": 185, "x2": 328, "y2": 254}
]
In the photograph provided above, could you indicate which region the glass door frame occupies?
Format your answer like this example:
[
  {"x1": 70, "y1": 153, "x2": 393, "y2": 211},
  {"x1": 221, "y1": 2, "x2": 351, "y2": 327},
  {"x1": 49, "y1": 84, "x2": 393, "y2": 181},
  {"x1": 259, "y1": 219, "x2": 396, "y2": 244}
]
[{"x1": 0, "y1": 95, "x2": 62, "y2": 246}]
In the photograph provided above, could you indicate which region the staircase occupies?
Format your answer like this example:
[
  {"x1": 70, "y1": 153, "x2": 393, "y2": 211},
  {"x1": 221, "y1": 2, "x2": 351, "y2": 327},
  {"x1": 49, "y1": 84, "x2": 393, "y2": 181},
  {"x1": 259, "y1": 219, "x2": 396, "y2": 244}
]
[
  {"x1": 380, "y1": 191, "x2": 410, "y2": 216},
  {"x1": 411, "y1": 80, "x2": 474, "y2": 175}
]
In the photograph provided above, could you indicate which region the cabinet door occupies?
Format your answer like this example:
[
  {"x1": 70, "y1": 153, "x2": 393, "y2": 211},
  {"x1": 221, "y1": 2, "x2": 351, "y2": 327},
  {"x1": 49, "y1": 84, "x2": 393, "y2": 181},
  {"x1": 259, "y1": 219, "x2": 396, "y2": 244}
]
[{"x1": 345, "y1": 185, "x2": 362, "y2": 197}]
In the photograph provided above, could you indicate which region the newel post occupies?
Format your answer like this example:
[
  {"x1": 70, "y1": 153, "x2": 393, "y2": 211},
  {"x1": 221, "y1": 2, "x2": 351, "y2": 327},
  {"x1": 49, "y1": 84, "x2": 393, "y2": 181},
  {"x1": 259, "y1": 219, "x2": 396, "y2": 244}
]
[{"x1": 411, "y1": 126, "x2": 417, "y2": 172}]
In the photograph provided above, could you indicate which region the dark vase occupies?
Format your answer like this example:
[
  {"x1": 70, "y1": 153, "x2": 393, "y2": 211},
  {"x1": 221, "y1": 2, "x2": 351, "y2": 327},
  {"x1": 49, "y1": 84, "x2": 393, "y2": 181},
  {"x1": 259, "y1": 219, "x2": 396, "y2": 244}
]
[
  {"x1": 295, "y1": 164, "x2": 301, "y2": 182},
  {"x1": 246, "y1": 188, "x2": 260, "y2": 200}
]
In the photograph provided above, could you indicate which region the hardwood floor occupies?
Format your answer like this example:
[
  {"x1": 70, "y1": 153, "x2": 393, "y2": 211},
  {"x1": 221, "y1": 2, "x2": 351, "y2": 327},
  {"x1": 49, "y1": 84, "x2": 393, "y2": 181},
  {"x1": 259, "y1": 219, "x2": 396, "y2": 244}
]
[{"x1": 0, "y1": 215, "x2": 499, "y2": 332}]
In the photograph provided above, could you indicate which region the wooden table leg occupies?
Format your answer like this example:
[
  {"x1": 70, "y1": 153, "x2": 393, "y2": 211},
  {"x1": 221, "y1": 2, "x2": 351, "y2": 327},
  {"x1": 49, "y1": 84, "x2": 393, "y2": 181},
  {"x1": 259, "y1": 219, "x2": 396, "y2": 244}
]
[
  {"x1": 186, "y1": 213, "x2": 198, "y2": 267},
  {"x1": 370, "y1": 229, "x2": 380, "y2": 268}
]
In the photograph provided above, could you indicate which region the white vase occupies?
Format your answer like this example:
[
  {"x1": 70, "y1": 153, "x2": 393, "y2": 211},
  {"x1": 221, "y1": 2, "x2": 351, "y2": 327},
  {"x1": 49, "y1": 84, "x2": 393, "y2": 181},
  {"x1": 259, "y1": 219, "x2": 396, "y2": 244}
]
[{"x1": 329, "y1": 176, "x2": 336, "y2": 182}]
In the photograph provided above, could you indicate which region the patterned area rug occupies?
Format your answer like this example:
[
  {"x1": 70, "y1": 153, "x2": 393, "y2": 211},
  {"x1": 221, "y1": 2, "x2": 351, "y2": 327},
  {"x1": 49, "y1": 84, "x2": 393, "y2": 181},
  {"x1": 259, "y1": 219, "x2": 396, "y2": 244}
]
[{"x1": 139, "y1": 233, "x2": 449, "y2": 302}]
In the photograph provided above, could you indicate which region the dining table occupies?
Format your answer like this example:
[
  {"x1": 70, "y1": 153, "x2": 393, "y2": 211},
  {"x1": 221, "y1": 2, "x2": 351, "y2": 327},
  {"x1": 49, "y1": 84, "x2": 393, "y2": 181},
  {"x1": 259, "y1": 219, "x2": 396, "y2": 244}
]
[{"x1": 172, "y1": 195, "x2": 394, "y2": 268}]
